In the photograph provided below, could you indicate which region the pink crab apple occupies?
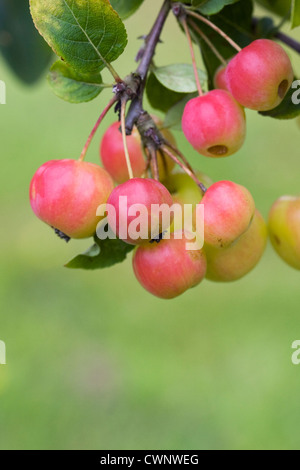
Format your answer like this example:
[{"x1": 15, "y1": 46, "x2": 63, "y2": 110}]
[
  {"x1": 213, "y1": 64, "x2": 229, "y2": 91},
  {"x1": 132, "y1": 231, "x2": 207, "y2": 299},
  {"x1": 196, "y1": 180, "x2": 256, "y2": 248},
  {"x1": 268, "y1": 196, "x2": 300, "y2": 270},
  {"x1": 182, "y1": 89, "x2": 246, "y2": 158},
  {"x1": 29, "y1": 159, "x2": 114, "y2": 239},
  {"x1": 100, "y1": 117, "x2": 176, "y2": 184},
  {"x1": 226, "y1": 39, "x2": 294, "y2": 111},
  {"x1": 206, "y1": 210, "x2": 268, "y2": 282},
  {"x1": 107, "y1": 178, "x2": 174, "y2": 245}
]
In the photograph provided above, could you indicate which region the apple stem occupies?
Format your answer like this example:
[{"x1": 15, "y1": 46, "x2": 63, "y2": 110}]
[
  {"x1": 186, "y1": 10, "x2": 242, "y2": 53},
  {"x1": 164, "y1": 140, "x2": 195, "y2": 175},
  {"x1": 79, "y1": 96, "x2": 117, "y2": 163},
  {"x1": 181, "y1": 17, "x2": 204, "y2": 97},
  {"x1": 120, "y1": 99, "x2": 134, "y2": 180},
  {"x1": 188, "y1": 19, "x2": 228, "y2": 67},
  {"x1": 149, "y1": 147, "x2": 160, "y2": 181},
  {"x1": 161, "y1": 145, "x2": 207, "y2": 194}
]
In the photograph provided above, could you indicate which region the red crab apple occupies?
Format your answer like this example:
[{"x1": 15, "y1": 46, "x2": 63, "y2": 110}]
[
  {"x1": 213, "y1": 64, "x2": 229, "y2": 91},
  {"x1": 205, "y1": 210, "x2": 268, "y2": 282},
  {"x1": 182, "y1": 89, "x2": 246, "y2": 157},
  {"x1": 29, "y1": 159, "x2": 114, "y2": 239},
  {"x1": 100, "y1": 117, "x2": 176, "y2": 184},
  {"x1": 132, "y1": 231, "x2": 207, "y2": 299},
  {"x1": 226, "y1": 39, "x2": 294, "y2": 111},
  {"x1": 197, "y1": 180, "x2": 255, "y2": 248},
  {"x1": 268, "y1": 196, "x2": 300, "y2": 270},
  {"x1": 107, "y1": 178, "x2": 174, "y2": 245}
]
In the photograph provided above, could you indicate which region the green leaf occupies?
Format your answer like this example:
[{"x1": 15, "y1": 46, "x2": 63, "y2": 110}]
[
  {"x1": 291, "y1": 0, "x2": 300, "y2": 28},
  {"x1": 65, "y1": 233, "x2": 135, "y2": 270},
  {"x1": 110, "y1": 0, "x2": 145, "y2": 19},
  {"x1": 48, "y1": 60, "x2": 105, "y2": 103},
  {"x1": 256, "y1": 0, "x2": 292, "y2": 18},
  {"x1": 259, "y1": 81, "x2": 300, "y2": 119},
  {"x1": 29, "y1": 0, "x2": 127, "y2": 74},
  {"x1": 164, "y1": 93, "x2": 197, "y2": 130},
  {"x1": 146, "y1": 73, "x2": 187, "y2": 113},
  {"x1": 193, "y1": 0, "x2": 241, "y2": 15},
  {"x1": 0, "y1": 0, "x2": 52, "y2": 84},
  {"x1": 152, "y1": 64, "x2": 207, "y2": 93}
]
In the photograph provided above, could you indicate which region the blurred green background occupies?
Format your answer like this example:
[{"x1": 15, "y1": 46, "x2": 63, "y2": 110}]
[{"x1": 0, "y1": 0, "x2": 300, "y2": 450}]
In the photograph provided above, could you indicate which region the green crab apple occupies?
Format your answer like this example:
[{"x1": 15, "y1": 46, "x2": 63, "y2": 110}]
[
  {"x1": 268, "y1": 196, "x2": 300, "y2": 270},
  {"x1": 197, "y1": 180, "x2": 256, "y2": 248},
  {"x1": 206, "y1": 210, "x2": 268, "y2": 282},
  {"x1": 100, "y1": 117, "x2": 176, "y2": 184},
  {"x1": 29, "y1": 159, "x2": 114, "y2": 239},
  {"x1": 182, "y1": 89, "x2": 246, "y2": 157},
  {"x1": 165, "y1": 171, "x2": 213, "y2": 232},
  {"x1": 226, "y1": 39, "x2": 294, "y2": 111},
  {"x1": 132, "y1": 231, "x2": 207, "y2": 299},
  {"x1": 107, "y1": 178, "x2": 174, "y2": 245}
]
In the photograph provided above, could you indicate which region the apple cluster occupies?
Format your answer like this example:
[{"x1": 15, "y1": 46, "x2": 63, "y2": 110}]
[
  {"x1": 183, "y1": 39, "x2": 294, "y2": 157},
  {"x1": 29, "y1": 39, "x2": 300, "y2": 299}
]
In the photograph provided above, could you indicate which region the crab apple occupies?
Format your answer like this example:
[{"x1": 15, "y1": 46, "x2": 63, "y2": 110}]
[
  {"x1": 213, "y1": 64, "x2": 229, "y2": 91},
  {"x1": 182, "y1": 90, "x2": 246, "y2": 158},
  {"x1": 165, "y1": 171, "x2": 213, "y2": 232},
  {"x1": 268, "y1": 196, "x2": 300, "y2": 270},
  {"x1": 132, "y1": 231, "x2": 207, "y2": 299},
  {"x1": 226, "y1": 39, "x2": 294, "y2": 111},
  {"x1": 107, "y1": 178, "x2": 174, "y2": 245},
  {"x1": 206, "y1": 210, "x2": 268, "y2": 282},
  {"x1": 197, "y1": 180, "x2": 255, "y2": 248},
  {"x1": 100, "y1": 118, "x2": 175, "y2": 184},
  {"x1": 29, "y1": 159, "x2": 114, "y2": 239},
  {"x1": 100, "y1": 122, "x2": 145, "y2": 184}
]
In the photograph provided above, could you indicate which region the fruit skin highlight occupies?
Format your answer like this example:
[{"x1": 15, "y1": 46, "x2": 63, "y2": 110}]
[
  {"x1": 226, "y1": 39, "x2": 294, "y2": 111},
  {"x1": 107, "y1": 178, "x2": 174, "y2": 245},
  {"x1": 182, "y1": 90, "x2": 246, "y2": 158},
  {"x1": 133, "y1": 231, "x2": 207, "y2": 299},
  {"x1": 198, "y1": 180, "x2": 256, "y2": 248},
  {"x1": 268, "y1": 196, "x2": 300, "y2": 270},
  {"x1": 29, "y1": 159, "x2": 114, "y2": 239},
  {"x1": 100, "y1": 117, "x2": 176, "y2": 184},
  {"x1": 206, "y1": 210, "x2": 268, "y2": 282}
]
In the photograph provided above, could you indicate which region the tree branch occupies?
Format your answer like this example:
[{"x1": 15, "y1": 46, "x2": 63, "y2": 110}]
[{"x1": 125, "y1": 0, "x2": 171, "y2": 134}]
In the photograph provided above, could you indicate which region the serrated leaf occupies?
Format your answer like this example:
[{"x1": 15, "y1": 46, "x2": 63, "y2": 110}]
[
  {"x1": 29, "y1": 0, "x2": 127, "y2": 74},
  {"x1": 65, "y1": 233, "x2": 135, "y2": 270},
  {"x1": 152, "y1": 64, "x2": 207, "y2": 94},
  {"x1": 164, "y1": 93, "x2": 197, "y2": 130},
  {"x1": 48, "y1": 60, "x2": 105, "y2": 103},
  {"x1": 110, "y1": 0, "x2": 145, "y2": 19},
  {"x1": 292, "y1": 0, "x2": 300, "y2": 28},
  {"x1": 193, "y1": 0, "x2": 241, "y2": 15},
  {"x1": 0, "y1": 0, "x2": 52, "y2": 84},
  {"x1": 259, "y1": 81, "x2": 300, "y2": 119},
  {"x1": 146, "y1": 73, "x2": 187, "y2": 113}
]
